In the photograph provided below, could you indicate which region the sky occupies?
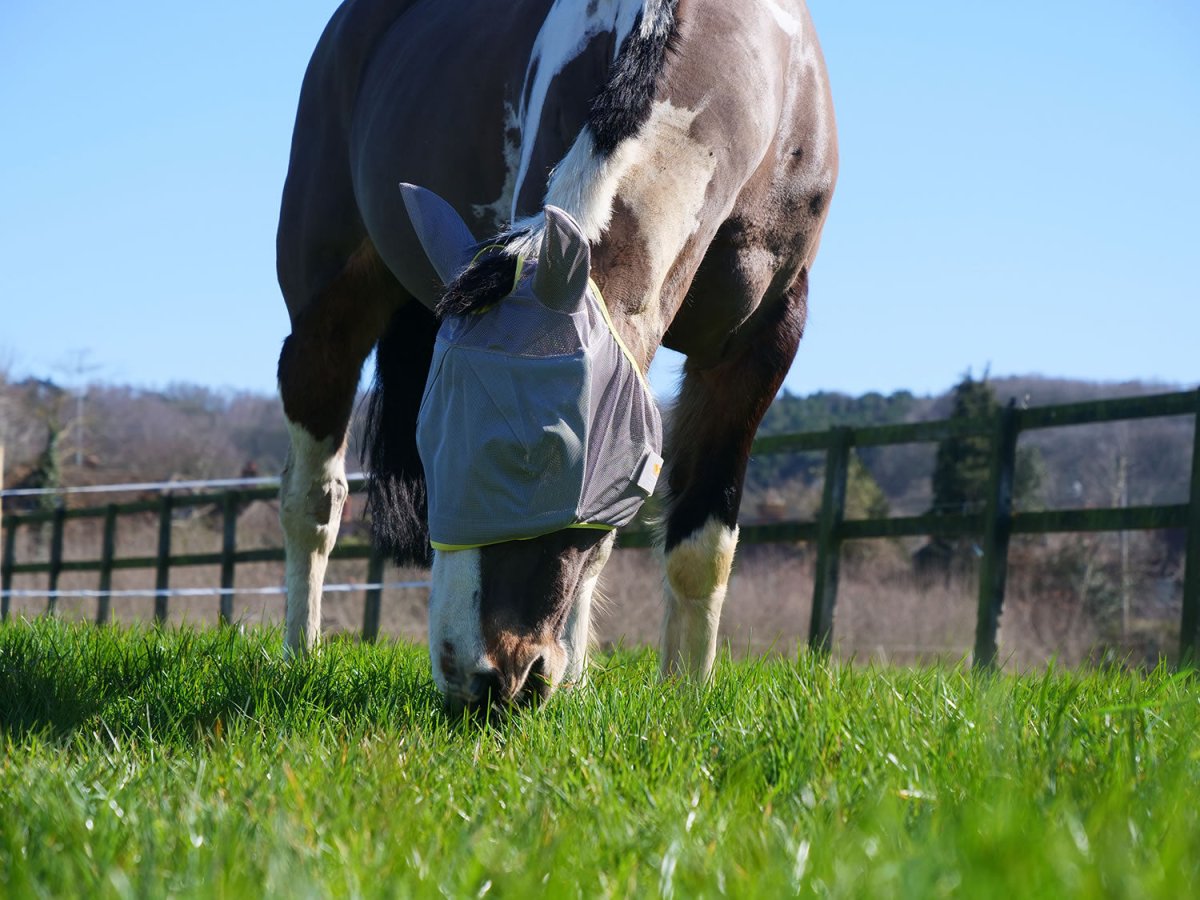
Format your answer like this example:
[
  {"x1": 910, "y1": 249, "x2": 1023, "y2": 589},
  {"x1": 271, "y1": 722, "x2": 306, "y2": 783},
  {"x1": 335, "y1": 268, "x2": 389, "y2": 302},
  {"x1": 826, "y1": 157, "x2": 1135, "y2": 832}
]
[{"x1": 1, "y1": 1, "x2": 1197, "y2": 402}]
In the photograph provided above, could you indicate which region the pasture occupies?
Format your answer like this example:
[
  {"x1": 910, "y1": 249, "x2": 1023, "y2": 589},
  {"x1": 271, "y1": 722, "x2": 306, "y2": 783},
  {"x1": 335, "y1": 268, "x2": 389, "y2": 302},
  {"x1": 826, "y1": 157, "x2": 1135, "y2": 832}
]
[{"x1": 2, "y1": 619, "x2": 1197, "y2": 897}]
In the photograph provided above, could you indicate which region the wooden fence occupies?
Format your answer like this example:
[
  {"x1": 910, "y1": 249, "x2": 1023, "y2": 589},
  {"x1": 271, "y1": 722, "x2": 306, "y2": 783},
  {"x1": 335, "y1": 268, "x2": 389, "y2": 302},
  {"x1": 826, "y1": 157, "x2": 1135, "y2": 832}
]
[{"x1": 2, "y1": 389, "x2": 1198, "y2": 667}]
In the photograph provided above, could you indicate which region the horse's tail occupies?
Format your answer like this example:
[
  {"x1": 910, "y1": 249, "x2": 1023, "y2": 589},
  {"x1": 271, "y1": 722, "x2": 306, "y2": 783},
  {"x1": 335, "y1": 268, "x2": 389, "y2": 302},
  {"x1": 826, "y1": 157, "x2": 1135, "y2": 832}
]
[{"x1": 364, "y1": 306, "x2": 438, "y2": 567}]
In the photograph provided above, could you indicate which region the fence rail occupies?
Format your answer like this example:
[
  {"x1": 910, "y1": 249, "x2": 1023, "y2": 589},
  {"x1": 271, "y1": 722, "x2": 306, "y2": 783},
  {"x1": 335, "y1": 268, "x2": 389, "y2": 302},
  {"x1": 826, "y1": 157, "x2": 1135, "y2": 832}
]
[
  {"x1": 3, "y1": 389, "x2": 1198, "y2": 666},
  {"x1": 616, "y1": 388, "x2": 1199, "y2": 667}
]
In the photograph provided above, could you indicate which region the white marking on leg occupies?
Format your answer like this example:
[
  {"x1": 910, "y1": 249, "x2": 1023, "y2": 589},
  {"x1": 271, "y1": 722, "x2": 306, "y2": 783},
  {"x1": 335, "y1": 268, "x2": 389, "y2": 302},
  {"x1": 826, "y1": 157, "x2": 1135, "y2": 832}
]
[
  {"x1": 660, "y1": 519, "x2": 739, "y2": 679},
  {"x1": 561, "y1": 533, "x2": 616, "y2": 687},
  {"x1": 279, "y1": 421, "x2": 348, "y2": 657},
  {"x1": 428, "y1": 548, "x2": 488, "y2": 700}
]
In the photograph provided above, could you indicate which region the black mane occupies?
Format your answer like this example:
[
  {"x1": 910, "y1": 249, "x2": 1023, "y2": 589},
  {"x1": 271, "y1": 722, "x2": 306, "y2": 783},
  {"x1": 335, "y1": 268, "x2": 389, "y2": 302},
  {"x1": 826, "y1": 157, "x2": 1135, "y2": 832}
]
[
  {"x1": 588, "y1": 0, "x2": 681, "y2": 156},
  {"x1": 435, "y1": 1, "x2": 681, "y2": 319}
]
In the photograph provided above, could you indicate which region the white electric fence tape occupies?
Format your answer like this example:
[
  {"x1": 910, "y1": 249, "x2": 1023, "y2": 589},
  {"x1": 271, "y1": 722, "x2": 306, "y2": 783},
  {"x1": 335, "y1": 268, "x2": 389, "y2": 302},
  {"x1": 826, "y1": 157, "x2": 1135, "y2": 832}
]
[
  {"x1": 1, "y1": 474, "x2": 428, "y2": 602},
  {"x1": 0, "y1": 473, "x2": 368, "y2": 499},
  {"x1": 0, "y1": 580, "x2": 431, "y2": 600}
]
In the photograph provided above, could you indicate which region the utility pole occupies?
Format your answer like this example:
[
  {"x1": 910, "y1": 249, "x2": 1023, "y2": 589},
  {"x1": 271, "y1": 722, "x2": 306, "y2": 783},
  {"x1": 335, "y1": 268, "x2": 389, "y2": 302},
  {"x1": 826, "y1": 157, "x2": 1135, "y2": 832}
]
[{"x1": 59, "y1": 350, "x2": 101, "y2": 468}]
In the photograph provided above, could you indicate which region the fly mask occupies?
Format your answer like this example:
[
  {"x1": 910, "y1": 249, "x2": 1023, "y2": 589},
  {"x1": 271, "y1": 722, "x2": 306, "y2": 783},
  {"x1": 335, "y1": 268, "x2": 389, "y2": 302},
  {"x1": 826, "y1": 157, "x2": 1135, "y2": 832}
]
[{"x1": 400, "y1": 184, "x2": 663, "y2": 550}]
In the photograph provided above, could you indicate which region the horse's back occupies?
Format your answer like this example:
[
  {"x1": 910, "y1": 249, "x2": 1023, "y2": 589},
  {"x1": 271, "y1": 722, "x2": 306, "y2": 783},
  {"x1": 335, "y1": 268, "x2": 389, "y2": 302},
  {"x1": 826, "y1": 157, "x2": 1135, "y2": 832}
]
[{"x1": 278, "y1": 0, "x2": 837, "y2": 341}]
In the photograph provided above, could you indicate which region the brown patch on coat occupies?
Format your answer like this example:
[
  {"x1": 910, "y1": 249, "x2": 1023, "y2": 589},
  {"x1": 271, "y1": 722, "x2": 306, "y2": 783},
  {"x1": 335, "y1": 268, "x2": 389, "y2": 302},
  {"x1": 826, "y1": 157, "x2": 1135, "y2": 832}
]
[
  {"x1": 277, "y1": 239, "x2": 407, "y2": 440},
  {"x1": 663, "y1": 271, "x2": 809, "y2": 548}
]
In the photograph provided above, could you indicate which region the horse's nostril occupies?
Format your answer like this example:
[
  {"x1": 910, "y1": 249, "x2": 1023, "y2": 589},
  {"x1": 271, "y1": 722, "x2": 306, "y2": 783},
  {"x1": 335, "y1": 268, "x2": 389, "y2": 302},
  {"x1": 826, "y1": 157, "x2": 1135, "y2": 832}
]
[
  {"x1": 467, "y1": 669, "x2": 504, "y2": 705},
  {"x1": 520, "y1": 655, "x2": 552, "y2": 705},
  {"x1": 528, "y1": 655, "x2": 547, "y2": 686}
]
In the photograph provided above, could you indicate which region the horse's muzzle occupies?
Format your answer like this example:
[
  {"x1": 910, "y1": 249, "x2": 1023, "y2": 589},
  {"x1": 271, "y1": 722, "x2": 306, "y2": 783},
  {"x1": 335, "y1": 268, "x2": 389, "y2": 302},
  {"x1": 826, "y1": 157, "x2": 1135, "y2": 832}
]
[{"x1": 443, "y1": 653, "x2": 554, "y2": 717}]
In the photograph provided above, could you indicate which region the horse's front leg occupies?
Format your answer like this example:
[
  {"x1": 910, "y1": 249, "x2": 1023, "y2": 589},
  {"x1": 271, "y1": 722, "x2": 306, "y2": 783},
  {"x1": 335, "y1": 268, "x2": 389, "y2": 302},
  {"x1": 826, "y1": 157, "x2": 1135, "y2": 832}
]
[
  {"x1": 561, "y1": 532, "x2": 616, "y2": 687},
  {"x1": 276, "y1": 250, "x2": 401, "y2": 657},
  {"x1": 659, "y1": 276, "x2": 809, "y2": 679}
]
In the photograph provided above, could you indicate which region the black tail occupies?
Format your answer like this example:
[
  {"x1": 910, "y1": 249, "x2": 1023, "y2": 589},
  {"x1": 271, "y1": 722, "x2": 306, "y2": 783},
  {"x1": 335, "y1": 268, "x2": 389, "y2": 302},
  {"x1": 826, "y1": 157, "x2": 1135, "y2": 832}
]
[{"x1": 364, "y1": 306, "x2": 439, "y2": 566}]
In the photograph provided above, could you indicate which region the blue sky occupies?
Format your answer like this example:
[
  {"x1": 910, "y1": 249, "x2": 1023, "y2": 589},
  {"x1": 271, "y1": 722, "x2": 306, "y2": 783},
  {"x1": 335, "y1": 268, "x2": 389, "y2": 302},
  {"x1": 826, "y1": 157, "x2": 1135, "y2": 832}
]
[{"x1": 1, "y1": 1, "x2": 1197, "y2": 401}]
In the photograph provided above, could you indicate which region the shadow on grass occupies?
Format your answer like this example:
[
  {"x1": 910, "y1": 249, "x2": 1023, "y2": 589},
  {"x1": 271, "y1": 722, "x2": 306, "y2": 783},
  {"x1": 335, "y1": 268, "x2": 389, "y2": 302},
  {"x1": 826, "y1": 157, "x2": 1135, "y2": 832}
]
[{"x1": 0, "y1": 619, "x2": 445, "y2": 744}]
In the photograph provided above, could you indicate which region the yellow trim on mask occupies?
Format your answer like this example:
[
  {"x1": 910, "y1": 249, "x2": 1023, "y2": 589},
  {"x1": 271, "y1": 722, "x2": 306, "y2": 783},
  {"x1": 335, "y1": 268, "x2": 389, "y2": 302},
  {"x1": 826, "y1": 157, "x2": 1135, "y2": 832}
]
[
  {"x1": 468, "y1": 244, "x2": 505, "y2": 266},
  {"x1": 589, "y1": 277, "x2": 652, "y2": 395},
  {"x1": 512, "y1": 253, "x2": 526, "y2": 292},
  {"x1": 429, "y1": 521, "x2": 615, "y2": 552}
]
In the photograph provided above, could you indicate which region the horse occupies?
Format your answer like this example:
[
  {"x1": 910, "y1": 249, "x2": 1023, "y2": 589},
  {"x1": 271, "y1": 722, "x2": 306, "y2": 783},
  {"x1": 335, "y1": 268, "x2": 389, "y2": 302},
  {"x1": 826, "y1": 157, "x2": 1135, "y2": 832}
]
[{"x1": 276, "y1": 0, "x2": 837, "y2": 710}]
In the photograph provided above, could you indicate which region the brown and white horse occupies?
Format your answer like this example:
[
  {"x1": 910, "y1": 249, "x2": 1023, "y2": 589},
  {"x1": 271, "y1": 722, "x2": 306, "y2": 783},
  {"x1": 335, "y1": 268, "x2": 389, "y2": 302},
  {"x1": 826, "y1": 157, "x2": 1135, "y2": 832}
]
[{"x1": 276, "y1": 0, "x2": 837, "y2": 709}]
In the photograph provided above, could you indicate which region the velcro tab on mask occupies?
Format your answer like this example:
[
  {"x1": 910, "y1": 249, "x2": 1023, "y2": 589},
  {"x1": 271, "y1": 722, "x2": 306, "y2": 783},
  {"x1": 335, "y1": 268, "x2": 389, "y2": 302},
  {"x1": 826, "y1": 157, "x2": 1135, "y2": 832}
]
[{"x1": 634, "y1": 449, "x2": 664, "y2": 495}]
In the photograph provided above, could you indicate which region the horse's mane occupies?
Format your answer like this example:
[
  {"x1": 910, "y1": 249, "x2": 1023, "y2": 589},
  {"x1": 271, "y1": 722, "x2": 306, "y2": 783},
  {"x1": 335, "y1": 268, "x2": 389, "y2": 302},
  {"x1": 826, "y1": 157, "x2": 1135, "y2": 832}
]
[
  {"x1": 436, "y1": 247, "x2": 519, "y2": 318},
  {"x1": 587, "y1": 0, "x2": 681, "y2": 156},
  {"x1": 436, "y1": 0, "x2": 680, "y2": 319}
]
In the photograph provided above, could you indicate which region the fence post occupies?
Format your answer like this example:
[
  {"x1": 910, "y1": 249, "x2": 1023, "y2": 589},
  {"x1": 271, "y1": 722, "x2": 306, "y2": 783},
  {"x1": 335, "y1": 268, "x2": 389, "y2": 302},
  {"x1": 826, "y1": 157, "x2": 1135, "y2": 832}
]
[
  {"x1": 363, "y1": 544, "x2": 385, "y2": 643},
  {"x1": 1, "y1": 444, "x2": 10, "y2": 621},
  {"x1": 154, "y1": 494, "x2": 173, "y2": 624},
  {"x1": 46, "y1": 503, "x2": 66, "y2": 617},
  {"x1": 96, "y1": 504, "x2": 117, "y2": 625},
  {"x1": 0, "y1": 444, "x2": 4, "y2": 618},
  {"x1": 974, "y1": 403, "x2": 1020, "y2": 671},
  {"x1": 810, "y1": 427, "x2": 851, "y2": 653},
  {"x1": 1179, "y1": 388, "x2": 1200, "y2": 667},
  {"x1": 1, "y1": 527, "x2": 13, "y2": 625},
  {"x1": 219, "y1": 492, "x2": 238, "y2": 626}
]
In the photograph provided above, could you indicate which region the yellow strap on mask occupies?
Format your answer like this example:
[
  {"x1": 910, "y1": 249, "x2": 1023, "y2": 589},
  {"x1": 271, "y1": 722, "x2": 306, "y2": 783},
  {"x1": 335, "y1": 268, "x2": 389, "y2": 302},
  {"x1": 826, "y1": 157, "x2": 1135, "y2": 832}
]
[
  {"x1": 589, "y1": 277, "x2": 652, "y2": 394},
  {"x1": 430, "y1": 521, "x2": 614, "y2": 552}
]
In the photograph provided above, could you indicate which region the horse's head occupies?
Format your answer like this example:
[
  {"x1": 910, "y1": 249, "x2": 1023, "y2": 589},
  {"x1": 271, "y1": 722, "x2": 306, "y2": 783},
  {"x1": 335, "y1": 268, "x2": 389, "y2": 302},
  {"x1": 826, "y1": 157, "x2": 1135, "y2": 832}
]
[{"x1": 400, "y1": 184, "x2": 662, "y2": 712}]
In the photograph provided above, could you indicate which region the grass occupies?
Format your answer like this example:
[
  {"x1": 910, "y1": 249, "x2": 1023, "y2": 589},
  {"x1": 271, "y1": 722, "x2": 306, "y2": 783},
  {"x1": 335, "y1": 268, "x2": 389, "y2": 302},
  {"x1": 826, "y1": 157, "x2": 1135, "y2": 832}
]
[{"x1": 1, "y1": 620, "x2": 1197, "y2": 898}]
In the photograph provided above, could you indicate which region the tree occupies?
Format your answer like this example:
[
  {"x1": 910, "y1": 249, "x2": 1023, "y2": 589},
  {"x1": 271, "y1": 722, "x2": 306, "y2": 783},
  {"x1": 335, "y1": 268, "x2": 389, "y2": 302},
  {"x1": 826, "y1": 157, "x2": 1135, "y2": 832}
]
[
  {"x1": 931, "y1": 373, "x2": 996, "y2": 516},
  {"x1": 843, "y1": 454, "x2": 896, "y2": 563},
  {"x1": 846, "y1": 455, "x2": 890, "y2": 521},
  {"x1": 922, "y1": 371, "x2": 1044, "y2": 572},
  {"x1": 930, "y1": 372, "x2": 1043, "y2": 517},
  {"x1": 27, "y1": 424, "x2": 63, "y2": 515}
]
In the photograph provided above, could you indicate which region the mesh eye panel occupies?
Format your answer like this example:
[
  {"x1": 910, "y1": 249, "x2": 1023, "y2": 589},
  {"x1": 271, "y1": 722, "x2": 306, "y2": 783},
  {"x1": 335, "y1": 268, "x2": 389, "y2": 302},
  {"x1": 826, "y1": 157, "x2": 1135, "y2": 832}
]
[
  {"x1": 577, "y1": 327, "x2": 659, "y2": 527},
  {"x1": 442, "y1": 295, "x2": 585, "y2": 359}
]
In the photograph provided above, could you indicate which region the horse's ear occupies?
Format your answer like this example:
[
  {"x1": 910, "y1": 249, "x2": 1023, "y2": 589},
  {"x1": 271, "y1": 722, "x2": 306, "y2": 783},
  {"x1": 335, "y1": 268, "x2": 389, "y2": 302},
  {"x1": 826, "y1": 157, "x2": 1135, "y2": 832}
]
[
  {"x1": 533, "y1": 206, "x2": 591, "y2": 313},
  {"x1": 399, "y1": 183, "x2": 476, "y2": 285}
]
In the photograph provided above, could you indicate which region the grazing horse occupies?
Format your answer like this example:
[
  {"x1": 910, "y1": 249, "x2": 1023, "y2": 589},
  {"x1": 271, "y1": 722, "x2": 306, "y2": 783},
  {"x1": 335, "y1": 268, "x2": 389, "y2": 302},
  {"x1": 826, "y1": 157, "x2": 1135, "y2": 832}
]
[{"x1": 276, "y1": 0, "x2": 837, "y2": 708}]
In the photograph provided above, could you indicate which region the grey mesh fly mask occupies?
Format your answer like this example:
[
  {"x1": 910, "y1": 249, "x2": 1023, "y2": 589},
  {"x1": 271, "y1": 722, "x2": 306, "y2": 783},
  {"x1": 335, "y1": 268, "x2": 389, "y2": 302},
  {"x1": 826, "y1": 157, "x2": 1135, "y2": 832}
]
[{"x1": 401, "y1": 185, "x2": 663, "y2": 550}]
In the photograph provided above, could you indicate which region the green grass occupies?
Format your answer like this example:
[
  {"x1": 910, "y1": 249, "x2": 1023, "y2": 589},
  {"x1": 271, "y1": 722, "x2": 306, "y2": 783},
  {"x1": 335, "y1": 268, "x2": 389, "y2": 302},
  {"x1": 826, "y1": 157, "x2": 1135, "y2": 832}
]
[{"x1": 1, "y1": 620, "x2": 1197, "y2": 898}]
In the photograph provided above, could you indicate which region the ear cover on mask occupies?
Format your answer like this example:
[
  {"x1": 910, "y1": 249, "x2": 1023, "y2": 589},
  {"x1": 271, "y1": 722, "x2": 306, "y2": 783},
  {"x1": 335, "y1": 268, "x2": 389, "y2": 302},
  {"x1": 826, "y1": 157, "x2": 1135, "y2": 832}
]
[
  {"x1": 534, "y1": 206, "x2": 591, "y2": 314},
  {"x1": 399, "y1": 182, "x2": 477, "y2": 285}
]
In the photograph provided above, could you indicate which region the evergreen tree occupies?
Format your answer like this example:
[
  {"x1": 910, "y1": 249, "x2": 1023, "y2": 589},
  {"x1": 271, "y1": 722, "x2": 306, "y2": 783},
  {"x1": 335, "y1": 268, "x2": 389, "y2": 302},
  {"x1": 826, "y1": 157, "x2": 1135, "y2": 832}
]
[
  {"x1": 923, "y1": 372, "x2": 1045, "y2": 571},
  {"x1": 931, "y1": 373, "x2": 996, "y2": 516},
  {"x1": 29, "y1": 425, "x2": 62, "y2": 514},
  {"x1": 846, "y1": 455, "x2": 890, "y2": 521}
]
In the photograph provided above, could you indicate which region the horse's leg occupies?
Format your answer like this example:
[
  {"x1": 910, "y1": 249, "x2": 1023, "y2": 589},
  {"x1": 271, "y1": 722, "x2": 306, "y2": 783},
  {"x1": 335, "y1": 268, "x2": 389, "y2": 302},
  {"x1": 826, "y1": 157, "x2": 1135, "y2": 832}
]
[
  {"x1": 561, "y1": 532, "x2": 615, "y2": 687},
  {"x1": 276, "y1": 244, "x2": 400, "y2": 656},
  {"x1": 659, "y1": 274, "x2": 809, "y2": 678}
]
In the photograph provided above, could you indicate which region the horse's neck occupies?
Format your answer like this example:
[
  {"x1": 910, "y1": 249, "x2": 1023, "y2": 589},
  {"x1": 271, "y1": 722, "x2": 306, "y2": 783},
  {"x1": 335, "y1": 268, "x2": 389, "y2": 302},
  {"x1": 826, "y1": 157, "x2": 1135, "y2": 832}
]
[
  {"x1": 585, "y1": 95, "x2": 725, "y2": 366},
  {"x1": 508, "y1": 0, "x2": 658, "y2": 224}
]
